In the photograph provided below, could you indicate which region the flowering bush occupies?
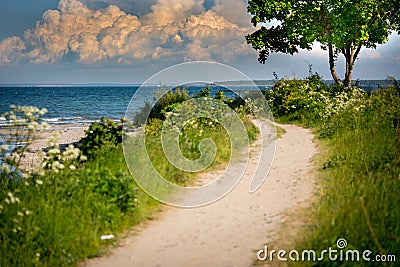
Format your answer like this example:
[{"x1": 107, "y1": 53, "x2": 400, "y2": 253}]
[
  {"x1": 319, "y1": 86, "x2": 366, "y2": 120},
  {"x1": 267, "y1": 77, "x2": 328, "y2": 121},
  {"x1": 41, "y1": 136, "x2": 87, "y2": 174},
  {"x1": 1, "y1": 105, "x2": 50, "y2": 175},
  {"x1": 265, "y1": 73, "x2": 370, "y2": 127},
  {"x1": 0, "y1": 106, "x2": 139, "y2": 266}
]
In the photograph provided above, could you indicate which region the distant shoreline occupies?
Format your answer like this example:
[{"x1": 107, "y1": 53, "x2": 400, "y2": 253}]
[{"x1": 0, "y1": 78, "x2": 396, "y2": 88}]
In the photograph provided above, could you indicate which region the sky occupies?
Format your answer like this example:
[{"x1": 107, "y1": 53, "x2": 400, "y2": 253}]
[{"x1": 0, "y1": 0, "x2": 399, "y2": 84}]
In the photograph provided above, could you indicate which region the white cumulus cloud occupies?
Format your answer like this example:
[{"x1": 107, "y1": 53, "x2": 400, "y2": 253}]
[
  {"x1": 0, "y1": 0, "x2": 254, "y2": 66},
  {"x1": 211, "y1": 0, "x2": 251, "y2": 26}
]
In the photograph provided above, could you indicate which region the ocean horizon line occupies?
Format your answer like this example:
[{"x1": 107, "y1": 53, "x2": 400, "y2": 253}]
[{"x1": 0, "y1": 78, "x2": 396, "y2": 88}]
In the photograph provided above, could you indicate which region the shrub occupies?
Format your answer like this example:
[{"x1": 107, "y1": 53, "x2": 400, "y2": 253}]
[
  {"x1": 79, "y1": 117, "x2": 123, "y2": 157},
  {"x1": 266, "y1": 76, "x2": 328, "y2": 123},
  {"x1": 149, "y1": 87, "x2": 189, "y2": 121}
]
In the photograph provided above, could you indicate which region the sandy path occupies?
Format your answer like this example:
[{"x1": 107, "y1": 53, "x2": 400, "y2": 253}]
[{"x1": 84, "y1": 123, "x2": 317, "y2": 267}]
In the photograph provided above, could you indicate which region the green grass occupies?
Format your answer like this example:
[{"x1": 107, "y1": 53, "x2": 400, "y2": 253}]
[
  {"x1": 263, "y1": 77, "x2": 400, "y2": 266},
  {"x1": 295, "y1": 88, "x2": 400, "y2": 266},
  {"x1": 0, "y1": 144, "x2": 159, "y2": 266},
  {"x1": 274, "y1": 124, "x2": 286, "y2": 139},
  {"x1": 0, "y1": 92, "x2": 260, "y2": 266}
]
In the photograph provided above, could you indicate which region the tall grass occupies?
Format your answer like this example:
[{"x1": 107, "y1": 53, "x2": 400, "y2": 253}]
[
  {"x1": 0, "y1": 88, "x2": 259, "y2": 266},
  {"x1": 264, "y1": 74, "x2": 399, "y2": 266},
  {"x1": 299, "y1": 88, "x2": 399, "y2": 266},
  {"x1": 0, "y1": 144, "x2": 155, "y2": 266}
]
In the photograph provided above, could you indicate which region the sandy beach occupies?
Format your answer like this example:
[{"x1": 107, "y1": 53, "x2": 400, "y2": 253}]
[
  {"x1": 82, "y1": 123, "x2": 318, "y2": 267},
  {"x1": 6, "y1": 124, "x2": 89, "y2": 170}
]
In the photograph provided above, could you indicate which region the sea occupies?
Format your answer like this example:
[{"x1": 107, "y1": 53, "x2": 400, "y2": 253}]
[{"x1": 1, "y1": 86, "x2": 143, "y2": 126}]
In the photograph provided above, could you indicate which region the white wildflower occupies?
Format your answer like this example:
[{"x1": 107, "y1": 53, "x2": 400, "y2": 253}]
[
  {"x1": 0, "y1": 144, "x2": 9, "y2": 152},
  {"x1": 27, "y1": 123, "x2": 36, "y2": 130},
  {"x1": 1, "y1": 164, "x2": 11, "y2": 173},
  {"x1": 52, "y1": 161, "x2": 59, "y2": 168},
  {"x1": 7, "y1": 192, "x2": 19, "y2": 203},
  {"x1": 69, "y1": 164, "x2": 76, "y2": 171},
  {"x1": 39, "y1": 108, "x2": 48, "y2": 115},
  {"x1": 48, "y1": 148, "x2": 60, "y2": 155},
  {"x1": 41, "y1": 122, "x2": 50, "y2": 130},
  {"x1": 36, "y1": 179, "x2": 43, "y2": 185}
]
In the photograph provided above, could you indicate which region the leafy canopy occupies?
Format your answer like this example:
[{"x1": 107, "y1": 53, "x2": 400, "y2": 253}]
[{"x1": 246, "y1": 0, "x2": 400, "y2": 86}]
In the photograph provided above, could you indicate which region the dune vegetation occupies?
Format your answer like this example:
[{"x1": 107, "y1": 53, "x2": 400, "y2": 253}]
[
  {"x1": 0, "y1": 88, "x2": 259, "y2": 266},
  {"x1": 263, "y1": 72, "x2": 399, "y2": 266}
]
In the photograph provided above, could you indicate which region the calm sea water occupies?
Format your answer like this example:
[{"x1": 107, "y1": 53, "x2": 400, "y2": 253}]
[{"x1": 0, "y1": 86, "x2": 139, "y2": 125}]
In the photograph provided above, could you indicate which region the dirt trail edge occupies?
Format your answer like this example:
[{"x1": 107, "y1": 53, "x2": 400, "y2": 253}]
[{"x1": 83, "y1": 123, "x2": 317, "y2": 267}]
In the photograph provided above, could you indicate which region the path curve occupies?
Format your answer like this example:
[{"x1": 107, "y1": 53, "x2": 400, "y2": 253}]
[{"x1": 84, "y1": 123, "x2": 317, "y2": 267}]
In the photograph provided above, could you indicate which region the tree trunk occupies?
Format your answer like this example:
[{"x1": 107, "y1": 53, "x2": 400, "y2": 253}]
[
  {"x1": 328, "y1": 43, "x2": 343, "y2": 86},
  {"x1": 344, "y1": 46, "x2": 353, "y2": 87},
  {"x1": 344, "y1": 44, "x2": 362, "y2": 87}
]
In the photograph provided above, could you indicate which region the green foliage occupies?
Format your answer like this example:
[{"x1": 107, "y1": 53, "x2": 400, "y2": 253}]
[
  {"x1": 197, "y1": 85, "x2": 212, "y2": 98},
  {"x1": 149, "y1": 87, "x2": 189, "y2": 121},
  {"x1": 246, "y1": 0, "x2": 400, "y2": 86},
  {"x1": 0, "y1": 144, "x2": 143, "y2": 267},
  {"x1": 141, "y1": 89, "x2": 260, "y2": 185},
  {"x1": 79, "y1": 117, "x2": 123, "y2": 157},
  {"x1": 300, "y1": 88, "x2": 400, "y2": 266},
  {"x1": 0, "y1": 88, "x2": 261, "y2": 266},
  {"x1": 132, "y1": 87, "x2": 189, "y2": 125},
  {"x1": 267, "y1": 76, "x2": 328, "y2": 122},
  {"x1": 268, "y1": 76, "x2": 400, "y2": 266}
]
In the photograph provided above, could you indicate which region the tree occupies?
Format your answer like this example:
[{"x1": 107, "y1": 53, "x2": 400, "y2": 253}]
[{"x1": 246, "y1": 0, "x2": 400, "y2": 87}]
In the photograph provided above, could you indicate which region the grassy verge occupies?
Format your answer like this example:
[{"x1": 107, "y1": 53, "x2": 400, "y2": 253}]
[
  {"x1": 298, "y1": 88, "x2": 400, "y2": 266},
  {"x1": 0, "y1": 143, "x2": 157, "y2": 266},
  {"x1": 261, "y1": 75, "x2": 399, "y2": 266}
]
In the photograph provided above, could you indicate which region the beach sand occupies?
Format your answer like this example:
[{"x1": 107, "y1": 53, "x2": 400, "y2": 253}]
[
  {"x1": 82, "y1": 123, "x2": 318, "y2": 267},
  {"x1": 10, "y1": 124, "x2": 89, "y2": 170}
]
